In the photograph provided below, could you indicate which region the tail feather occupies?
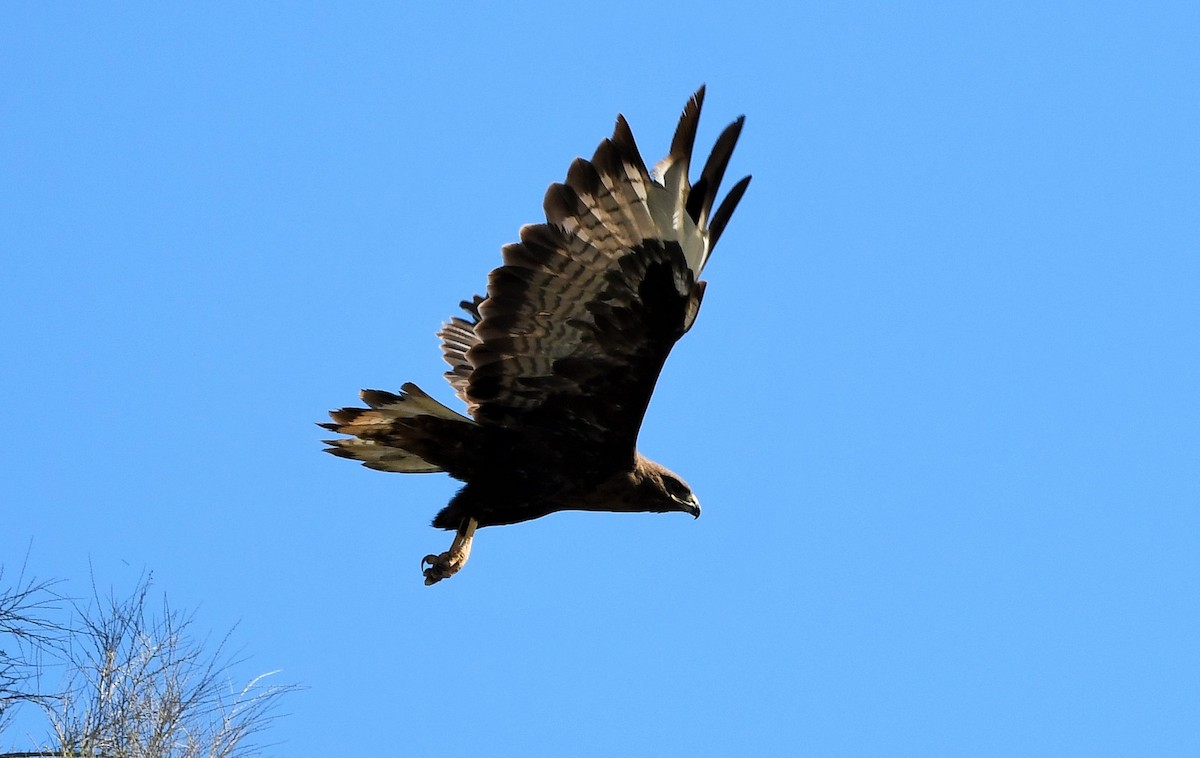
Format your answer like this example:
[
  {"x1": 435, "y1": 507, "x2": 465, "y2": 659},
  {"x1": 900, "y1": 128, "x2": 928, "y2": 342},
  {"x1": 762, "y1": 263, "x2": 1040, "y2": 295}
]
[
  {"x1": 324, "y1": 436, "x2": 443, "y2": 473},
  {"x1": 322, "y1": 383, "x2": 480, "y2": 476}
]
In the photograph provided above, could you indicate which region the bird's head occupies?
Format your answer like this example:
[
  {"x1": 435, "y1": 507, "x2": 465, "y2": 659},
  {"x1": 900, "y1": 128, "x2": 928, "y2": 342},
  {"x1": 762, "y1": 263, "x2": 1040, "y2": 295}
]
[{"x1": 637, "y1": 457, "x2": 701, "y2": 518}]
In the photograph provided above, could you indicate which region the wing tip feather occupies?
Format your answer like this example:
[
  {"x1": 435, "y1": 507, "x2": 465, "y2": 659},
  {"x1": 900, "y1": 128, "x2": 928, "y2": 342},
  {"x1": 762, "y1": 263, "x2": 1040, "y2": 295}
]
[{"x1": 708, "y1": 174, "x2": 752, "y2": 250}]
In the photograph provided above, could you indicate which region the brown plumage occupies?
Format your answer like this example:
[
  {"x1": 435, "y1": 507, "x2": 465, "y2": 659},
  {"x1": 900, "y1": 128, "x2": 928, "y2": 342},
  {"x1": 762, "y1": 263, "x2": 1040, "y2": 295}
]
[{"x1": 322, "y1": 88, "x2": 750, "y2": 584}]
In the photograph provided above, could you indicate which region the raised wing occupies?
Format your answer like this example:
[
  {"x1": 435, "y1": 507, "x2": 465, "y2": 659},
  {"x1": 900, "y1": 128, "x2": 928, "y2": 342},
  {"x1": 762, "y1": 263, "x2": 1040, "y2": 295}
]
[{"x1": 440, "y1": 87, "x2": 750, "y2": 464}]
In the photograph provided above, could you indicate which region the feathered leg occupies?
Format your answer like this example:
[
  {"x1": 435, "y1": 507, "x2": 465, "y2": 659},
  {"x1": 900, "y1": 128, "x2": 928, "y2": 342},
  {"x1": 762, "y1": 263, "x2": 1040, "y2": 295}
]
[{"x1": 422, "y1": 517, "x2": 478, "y2": 585}]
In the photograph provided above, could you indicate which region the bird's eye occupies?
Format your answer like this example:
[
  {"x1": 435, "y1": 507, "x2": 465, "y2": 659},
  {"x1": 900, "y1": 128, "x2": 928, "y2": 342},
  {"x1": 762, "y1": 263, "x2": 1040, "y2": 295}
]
[{"x1": 663, "y1": 476, "x2": 690, "y2": 501}]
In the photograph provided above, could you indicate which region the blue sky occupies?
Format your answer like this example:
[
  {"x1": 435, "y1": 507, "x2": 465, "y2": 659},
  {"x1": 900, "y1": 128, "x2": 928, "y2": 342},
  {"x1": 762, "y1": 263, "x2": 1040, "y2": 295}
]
[{"x1": 3, "y1": 2, "x2": 1198, "y2": 755}]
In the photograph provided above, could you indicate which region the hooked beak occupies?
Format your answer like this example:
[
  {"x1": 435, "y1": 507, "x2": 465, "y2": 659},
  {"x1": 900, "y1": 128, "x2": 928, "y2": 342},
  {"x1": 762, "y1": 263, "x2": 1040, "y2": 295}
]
[{"x1": 683, "y1": 496, "x2": 701, "y2": 519}]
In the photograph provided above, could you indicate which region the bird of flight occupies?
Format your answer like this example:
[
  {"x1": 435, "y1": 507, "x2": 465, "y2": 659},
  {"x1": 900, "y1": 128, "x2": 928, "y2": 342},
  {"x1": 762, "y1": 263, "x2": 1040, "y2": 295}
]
[{"x1": 323, "y1": 87, "x2": 750, "y2": 585}]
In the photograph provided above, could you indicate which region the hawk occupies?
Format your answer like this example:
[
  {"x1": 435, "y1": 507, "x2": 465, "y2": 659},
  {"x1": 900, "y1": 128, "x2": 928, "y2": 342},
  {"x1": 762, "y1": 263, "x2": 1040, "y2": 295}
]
[{"x1": 323, "y1": 88, "x2": 750, "y2": 584}]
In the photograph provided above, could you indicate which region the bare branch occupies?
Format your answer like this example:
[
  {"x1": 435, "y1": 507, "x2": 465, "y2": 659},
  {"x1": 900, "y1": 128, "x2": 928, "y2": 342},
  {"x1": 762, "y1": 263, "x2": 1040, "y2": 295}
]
[
  {"x1": 1, "y1": 569, "x2": 298, "y2": 758},
  {"x1": 0, "y1": 565, "x2": 66, "y2": 736}
]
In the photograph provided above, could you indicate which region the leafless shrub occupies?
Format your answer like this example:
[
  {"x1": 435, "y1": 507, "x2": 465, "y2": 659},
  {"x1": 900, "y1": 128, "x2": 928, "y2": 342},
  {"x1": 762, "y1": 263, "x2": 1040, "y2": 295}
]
[
  {"x1": 1, "y1": 570, "x2": 296, "y2": 758},
  {"x1": 0, "y1": 568, "x2": 65, "y2": 736}
]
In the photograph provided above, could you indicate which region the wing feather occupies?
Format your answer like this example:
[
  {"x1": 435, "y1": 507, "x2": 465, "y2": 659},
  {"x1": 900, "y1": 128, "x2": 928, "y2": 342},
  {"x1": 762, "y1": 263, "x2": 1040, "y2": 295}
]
[
  {"x1": 437, "y1": 296, "x2": 484, "y2": 407},
  {"x1": 438, "y1": 88, "x2": 750, "y2": 463}
]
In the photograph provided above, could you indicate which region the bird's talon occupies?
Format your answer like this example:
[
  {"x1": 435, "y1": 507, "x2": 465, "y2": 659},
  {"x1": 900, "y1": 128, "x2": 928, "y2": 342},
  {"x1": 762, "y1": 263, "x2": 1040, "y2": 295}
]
[{"x1": 423, "y1": 553, "x2": 456, "y2": 585}]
